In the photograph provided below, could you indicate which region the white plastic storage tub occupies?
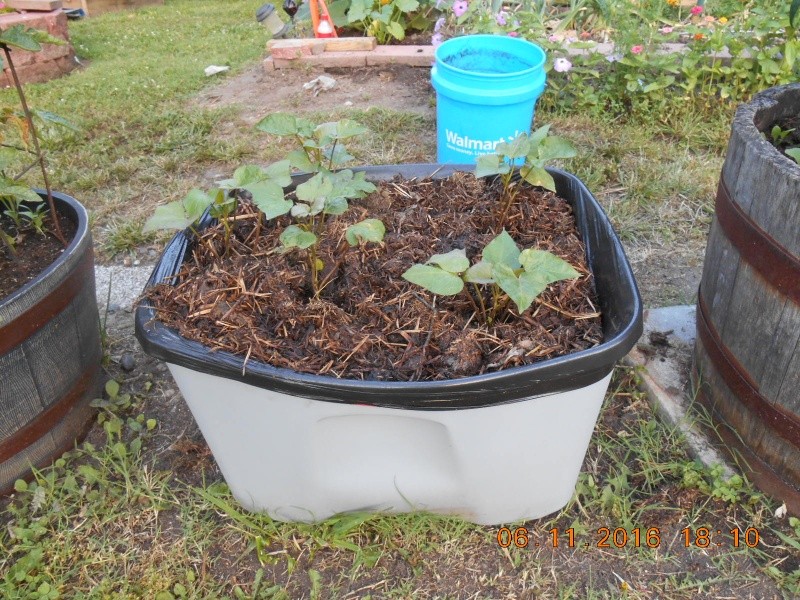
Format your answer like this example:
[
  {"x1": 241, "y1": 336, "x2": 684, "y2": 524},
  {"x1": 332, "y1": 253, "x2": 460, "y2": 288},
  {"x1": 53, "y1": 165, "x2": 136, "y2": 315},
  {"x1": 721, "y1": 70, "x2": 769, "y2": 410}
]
[{"x1": 135, "y1": 165, "x2": 642, "y2": 525}]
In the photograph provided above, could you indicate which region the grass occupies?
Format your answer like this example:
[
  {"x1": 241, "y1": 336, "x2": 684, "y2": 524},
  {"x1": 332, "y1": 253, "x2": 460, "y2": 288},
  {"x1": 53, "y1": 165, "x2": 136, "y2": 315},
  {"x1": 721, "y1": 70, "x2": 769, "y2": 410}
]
[
  {"x1": 3, "y1": 369, "x2": 798, "y2": 598},
  {"x1": 1, "y1": 0, "x2": 799, "y2": 597}
]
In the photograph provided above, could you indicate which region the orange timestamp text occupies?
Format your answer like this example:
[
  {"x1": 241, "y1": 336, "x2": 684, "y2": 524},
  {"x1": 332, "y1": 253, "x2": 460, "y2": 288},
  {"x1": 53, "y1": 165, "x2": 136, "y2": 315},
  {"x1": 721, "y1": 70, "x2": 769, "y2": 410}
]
[{"x1": 496, "y1": 526, "x2": 761, "y2": 549}]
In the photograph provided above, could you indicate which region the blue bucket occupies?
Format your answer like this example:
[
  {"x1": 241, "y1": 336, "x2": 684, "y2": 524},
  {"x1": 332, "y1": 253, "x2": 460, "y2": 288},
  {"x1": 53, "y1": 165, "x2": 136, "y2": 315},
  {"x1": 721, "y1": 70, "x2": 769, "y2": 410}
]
[{"x1": 431, "y1": 35, "x2": 547, "y2": 164}]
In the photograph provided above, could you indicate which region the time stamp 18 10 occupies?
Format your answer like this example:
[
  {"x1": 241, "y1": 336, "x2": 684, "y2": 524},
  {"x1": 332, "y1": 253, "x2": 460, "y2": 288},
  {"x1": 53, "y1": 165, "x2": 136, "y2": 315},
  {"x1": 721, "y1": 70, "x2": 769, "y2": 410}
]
[{"x1": 496, "y1": 527, "x2": 761, "y2": 550}]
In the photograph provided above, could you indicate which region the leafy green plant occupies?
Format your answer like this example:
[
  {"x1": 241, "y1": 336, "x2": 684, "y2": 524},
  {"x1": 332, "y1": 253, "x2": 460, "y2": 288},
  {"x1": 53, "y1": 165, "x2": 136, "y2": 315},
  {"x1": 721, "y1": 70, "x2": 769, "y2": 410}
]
[
  {"x1": 770, "y1": 124, "x2": 795, "y2": 145},
  {"x1": 0, "y1": 26, "x2": 73, "y2": 259},
  {"x1": 475, "y1": 128, "x2": 576, "y2": 228},
  {"x1": 402, "y1": 230, "x2": 579, "y2": 325},
  {"x1": 145, "y1": 114, "x2": 385, "y2": 297},
  {"x1": 338, "y1": 0, "x2": 428, "y2": 43}
]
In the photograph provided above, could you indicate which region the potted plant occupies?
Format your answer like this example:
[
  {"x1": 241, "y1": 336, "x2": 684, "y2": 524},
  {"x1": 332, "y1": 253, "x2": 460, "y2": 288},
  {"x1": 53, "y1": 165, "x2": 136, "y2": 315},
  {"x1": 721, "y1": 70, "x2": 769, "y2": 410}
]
[
  {"x1": 692, "y1": 81, "x2": 800, "y2": 512},
  {"x1": 135, "y1": 114, "x2": 642, "y2": 525},
  {"x1": 0, "y1": 27, "x2": 102, "y2": 494}
]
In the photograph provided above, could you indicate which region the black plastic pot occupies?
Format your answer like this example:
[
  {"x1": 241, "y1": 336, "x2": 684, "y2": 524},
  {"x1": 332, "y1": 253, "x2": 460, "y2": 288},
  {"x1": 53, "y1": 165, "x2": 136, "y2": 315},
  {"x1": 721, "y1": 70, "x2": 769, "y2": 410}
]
[
  {"x1": 135, "y1": 164, "x2": 642, "y2": 410},
  {"x1": 0, "y1": 191, "x2": 102, "y2": 494}
]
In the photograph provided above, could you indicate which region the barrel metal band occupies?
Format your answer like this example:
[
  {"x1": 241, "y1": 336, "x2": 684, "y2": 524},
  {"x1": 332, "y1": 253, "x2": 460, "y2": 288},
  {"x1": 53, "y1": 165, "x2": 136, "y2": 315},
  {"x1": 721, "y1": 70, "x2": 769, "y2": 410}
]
[
  {"x1": 0, "y1": 363, "x2": 99, "y2": 464},
  {"x1": 716, "y1": 179, "x2": 800, "y2": 304},
  {"x1": 0, "y1": 247, "x2": 94, "y2": 355},
  {"x1": 696, "y1": 292, "x2": 800, "y2": 448}
]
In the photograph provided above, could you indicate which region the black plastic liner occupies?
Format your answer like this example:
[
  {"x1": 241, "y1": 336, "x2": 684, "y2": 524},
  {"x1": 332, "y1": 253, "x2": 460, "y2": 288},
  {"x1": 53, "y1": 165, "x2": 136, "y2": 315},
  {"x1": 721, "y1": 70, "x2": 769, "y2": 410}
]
[{"x1": 135, "y1": 165, "x2": 642, "y2": 410}]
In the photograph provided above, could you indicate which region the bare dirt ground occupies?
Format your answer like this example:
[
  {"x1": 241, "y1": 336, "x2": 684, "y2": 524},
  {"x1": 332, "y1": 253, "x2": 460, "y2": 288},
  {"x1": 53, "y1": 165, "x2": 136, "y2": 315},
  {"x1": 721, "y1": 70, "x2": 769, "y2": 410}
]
[{"x1": 194, "y1": 63, "x2": 435, "y2": 125}]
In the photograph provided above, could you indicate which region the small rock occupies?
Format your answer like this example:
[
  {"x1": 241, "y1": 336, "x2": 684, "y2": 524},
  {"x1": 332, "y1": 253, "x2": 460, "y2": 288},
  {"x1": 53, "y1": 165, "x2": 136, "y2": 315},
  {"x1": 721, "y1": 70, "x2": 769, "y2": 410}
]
[
  {"x1": 120, "y1": 353, "x2": 136, "y2": 372},
  {"x1": 123, "y1": 256, "x2": 132, "y2": 267},
  {"x1": 133, "y1": 259, "x2": 141, "y2": 266}
]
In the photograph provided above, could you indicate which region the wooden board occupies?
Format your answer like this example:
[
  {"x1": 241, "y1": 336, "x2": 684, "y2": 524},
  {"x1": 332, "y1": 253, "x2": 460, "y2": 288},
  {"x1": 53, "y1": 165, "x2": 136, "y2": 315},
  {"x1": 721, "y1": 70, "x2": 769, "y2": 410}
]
[
  {"x1": 61, "y1": 0, "x2": 163, "y2": 15},
  {"x1": 269, "y1": 37, "x2": 377, "y2": 53},
  {"x1": 6, "y1": 0, "x2": 63, "y2": 10}
]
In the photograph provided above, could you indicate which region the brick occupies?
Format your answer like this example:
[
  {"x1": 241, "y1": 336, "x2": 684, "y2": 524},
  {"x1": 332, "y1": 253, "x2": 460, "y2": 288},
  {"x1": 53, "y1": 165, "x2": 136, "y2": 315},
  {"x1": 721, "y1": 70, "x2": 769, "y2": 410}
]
[
  {"x1": 2, "y1": 54, "x2": 76, "y2": 87},
  {"x1": 263, "y1": 57, "x2": 276, "y2": 71},
  {"x1": 366, "y1": 45, "x2": 434, "y2": 67},
  {"x1": 0, "y1": 10, "x2": 73, "y2": 81}
]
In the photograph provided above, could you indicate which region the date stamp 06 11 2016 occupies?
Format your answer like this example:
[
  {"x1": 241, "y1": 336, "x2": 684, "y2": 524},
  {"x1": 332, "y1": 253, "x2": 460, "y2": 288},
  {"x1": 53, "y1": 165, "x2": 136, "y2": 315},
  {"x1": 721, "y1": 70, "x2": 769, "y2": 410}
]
[{"x1": 496, "y1": 527, "x2": 762, "y2": 550}]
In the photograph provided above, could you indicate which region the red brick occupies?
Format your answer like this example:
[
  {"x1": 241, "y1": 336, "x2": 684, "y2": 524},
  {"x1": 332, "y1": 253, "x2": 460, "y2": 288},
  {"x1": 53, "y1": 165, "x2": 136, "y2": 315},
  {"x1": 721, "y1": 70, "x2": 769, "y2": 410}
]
[{"x1": 0, "y1": 10, "x2": 73, "y2": 83}]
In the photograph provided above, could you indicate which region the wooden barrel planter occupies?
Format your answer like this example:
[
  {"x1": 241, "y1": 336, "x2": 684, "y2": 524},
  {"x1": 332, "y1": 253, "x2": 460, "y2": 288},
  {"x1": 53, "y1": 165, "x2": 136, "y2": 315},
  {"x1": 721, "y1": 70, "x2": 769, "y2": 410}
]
[
  {"x1": 0, "y1": 191, "x2": 102, "y2": 494},
  {"x1": 692, "y1": 83, "x2": 800, "y2": 512}
]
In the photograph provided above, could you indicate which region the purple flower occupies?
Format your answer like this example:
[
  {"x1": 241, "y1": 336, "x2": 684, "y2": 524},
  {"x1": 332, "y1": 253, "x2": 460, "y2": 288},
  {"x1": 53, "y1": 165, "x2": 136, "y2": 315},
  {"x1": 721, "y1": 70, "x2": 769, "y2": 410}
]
[
  {"x1": 495, "y1": 11, "x2": 507, "y2": 26},
  {"x1": 606, "y1": 52, "x2": 623, "y2": 63},
  {"x1": 452, "y1": 0, "x2": 468, "y2": 17},
  {"x1": 432, "y1": 32, "x2": 444, "y2": 46},
  {"x1": 553, "y1": 57, "x2": 572, "y2": 72},
  {"x1": 434, "y1": 17, "x2": 446, "y2": 32}
]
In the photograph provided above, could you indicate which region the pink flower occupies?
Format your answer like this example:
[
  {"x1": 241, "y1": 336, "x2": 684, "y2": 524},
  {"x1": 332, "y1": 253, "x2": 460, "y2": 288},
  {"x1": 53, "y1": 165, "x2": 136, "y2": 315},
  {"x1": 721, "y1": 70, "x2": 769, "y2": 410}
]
[
  {"x1": 553, "y1": 57, "x2": 572, "y2": 72},
  {"x1": 432, "y1": 33, "x2": 444, "y2": 47},
  {"x1": 631, "y1": 45, "x2": 644, "y2": 54},
  {"x1": 452, "y1": 0, "x2": 468, "y2": 17},
  {"x1": 508, "y1": 31, "x2": 519, "y2": 37},
  {"x1": 660, "y1": 26, "x2": 673, "y2": 34},
  {"x1": 690, "y1": 5, "x2": 703, "y2": 15}
]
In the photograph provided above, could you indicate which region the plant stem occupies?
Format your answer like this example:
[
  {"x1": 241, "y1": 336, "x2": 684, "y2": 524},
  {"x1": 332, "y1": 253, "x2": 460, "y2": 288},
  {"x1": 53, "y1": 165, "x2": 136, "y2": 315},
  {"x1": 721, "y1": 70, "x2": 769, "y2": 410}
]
[
  {"x1": 472, "y1": 282, "x2": 488, "y2": 324},
  {"x1": 2, "y1": 44, "x2": 66, "y2": 247},
  {"x1": 328, "y1": 139, "x2": 338, "y2": 171}
]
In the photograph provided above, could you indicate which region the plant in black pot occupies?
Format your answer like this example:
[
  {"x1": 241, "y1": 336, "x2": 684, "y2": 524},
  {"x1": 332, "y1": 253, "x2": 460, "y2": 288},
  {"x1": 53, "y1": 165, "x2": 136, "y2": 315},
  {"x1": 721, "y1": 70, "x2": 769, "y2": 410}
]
[
  {"x1": 135, "y1": 113, "x2": 642, "y2": 525},
  {"x1": 0, "y1": 26, "x2": 102, "y2": 494}
]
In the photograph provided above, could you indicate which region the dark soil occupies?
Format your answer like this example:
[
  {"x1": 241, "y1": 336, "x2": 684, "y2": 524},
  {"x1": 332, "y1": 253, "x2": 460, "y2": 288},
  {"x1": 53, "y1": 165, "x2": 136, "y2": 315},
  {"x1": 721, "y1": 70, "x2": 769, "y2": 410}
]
[
  {"x1": 147, "y1": 173, "x2": 602, "y2": 382},
  {"x1": 0, "y1": 210, "x2": 76, "y2": 300}
]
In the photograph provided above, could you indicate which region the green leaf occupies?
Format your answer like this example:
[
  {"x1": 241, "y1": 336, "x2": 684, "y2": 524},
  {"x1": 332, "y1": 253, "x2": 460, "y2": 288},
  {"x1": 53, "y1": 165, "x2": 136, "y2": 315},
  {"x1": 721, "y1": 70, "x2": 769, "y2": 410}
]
[
  {"x1": 330, "y1": 169, "x2": 376, "y2": 199},
  {"x1": 394, "y1": 0, "x2": 419, "y2": 11},
  {"x1": 519, "y1": 249, "x2": 580, "y2": 284},
  {"x1": 0, "y1": 25, "x2": 42, "y2": 52},
  {"x1": 280, "y1": 225, "x2": 317, "y2": 249},
  {"x1": 256, "y1": 113, "x2": 302, "y2": 136},
  {"x1": 492, "y1": 263, "x2": 547, "y2": 313},
  {"x1": 347, "y1": 0, "x2": 371, "y2": 23},
  {"x1": 247, "y1": 181, "x2": 292, "y2": 219},
  {"x1": 288, "y1": 149, "x2": 316, "y2": 172},
  {"x1": 791, "y1": 0, "x2": 800, "y2": 28},
  {"x1": 786, "y1": 148, "x2": 800, "y2": 164},
  {"x1": 13, "y1": 479, "x2": 28, "y2": 493},
  {"x1": 105, "y1": 379, "x2": 120, "y2": 398},
  {"x1": 142, "y1": 202, "x2": 193, "y2": 233},
  {"x1": 296, "y1": 173, "x2": 333, "y2": 203},
  {"x1": 427, "y1": 248, "x2": 469, "y2": 274},
  {"x1": 464, "y1": 260, "x2": 494, "y2": 284},
  {"x1": 482, "y1": 230, "x2": 520, "y2": 269},
  {"x1": 334, "y1": 119, "x2": 369, "y2": 140},
  {"x1": 536, "y1": 136, "x2": 577, "y2": 162},
  {"x1": 323, "y1": 196, "x2": 348, "y2": 215},
  {"x1": 495, "y1": 133, "x2": 531, "y2": 159},
  {"x1": 520, "y1": 165, "x2": 556, "y2": 192},
  {"x1": 223, "y1": 165, "x2": 266, "y2": 188},
  {"x1": 183, "y1": 189, "x2": 215, "y2": 221},
  {"x1": 0, "y1": 181, "x2": 42, "y2": 204},
  {"x1": 345, "y1": 218, "x2": 385, "y2": 246},
  {"x1": 264, "y1": 159, "x2": 292, "y2": 187},
  {"x1": 386, "y1": 20, "x2": 406, "y2": 40},
  {"x1": 33, "y1": 109, "x2": 77, "y2": 131},
  {"x1": 528, "y1": 124, "x2": 551, "y2": 148},
  {"x1": 475, "y1": 154, "x2": 507, "y2": 178},
  {"x1": 402, "y1": 264, "x2": 464, "y2": 295},
  {"x1": 324, "y1": 143, "x2": 355, "y2": 167}
]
